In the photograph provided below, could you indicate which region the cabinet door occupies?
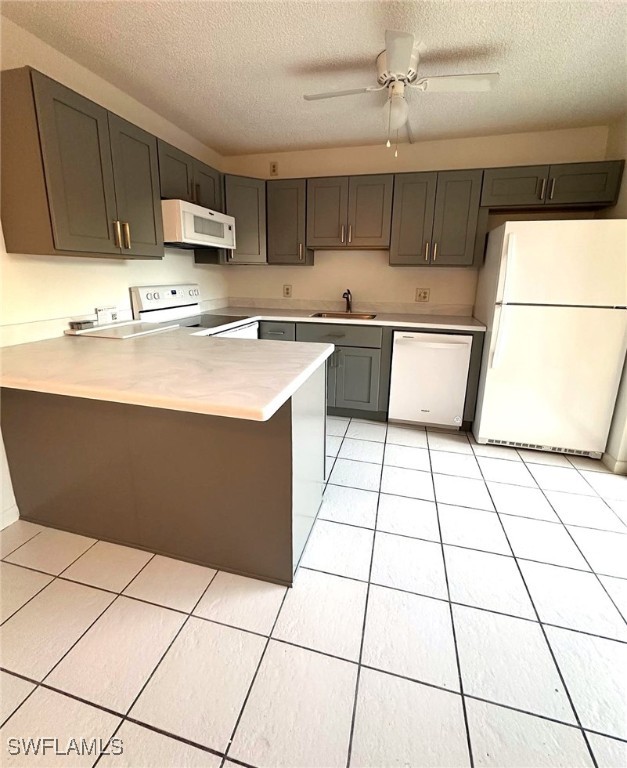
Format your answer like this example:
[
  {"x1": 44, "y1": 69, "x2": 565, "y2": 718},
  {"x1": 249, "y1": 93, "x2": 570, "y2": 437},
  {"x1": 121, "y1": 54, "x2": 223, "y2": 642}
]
[
  {"x1": 31, "y1": 70, "x2": 120, "y2": 254},
  {"x1": 546, "y1": 161, "x2": 624, "y2": 206},
  {"x1": 431, "y1": 170, "x2": 482, "y2": 266},
  {"x1": 481, "y1": 166, "x2": 550, "y2": 207},
  {"x1": 193, "y1": 160, "x2": 223, "y2": 211},
  {"x1": 224, "y1": 175, "x2": 267, "y2": 264},
  {"x1": 389, "y1": 173, "x2": 437, "y2": 265},
  {"x1": 335, "y1": 347, "x2": 381, "y2": 412},
  {"x1": 108, "y1": 114, "x2": 163, "y2": 259},
  {"x1": 347, "y1": 174, "x2": 393, "y2": 247},
  {"x1": 267, "y1": 179, "x2": 307, "y2": 264},
  {"x1": 306, "y1": 177, "x2": 349, "y2": 247},
  {"x1": 157, "y1": 140, "x2": 194, "y2": 202}
]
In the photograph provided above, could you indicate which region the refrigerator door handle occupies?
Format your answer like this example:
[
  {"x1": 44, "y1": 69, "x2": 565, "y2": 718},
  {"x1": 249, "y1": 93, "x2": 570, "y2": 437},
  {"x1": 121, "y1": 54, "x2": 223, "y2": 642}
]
[
  {"x1": 501, "y1": 233, "x2": 515, "y2": 304},
  {"x1": 490, "y1": 309, "x2": 508, "y2": 369}
]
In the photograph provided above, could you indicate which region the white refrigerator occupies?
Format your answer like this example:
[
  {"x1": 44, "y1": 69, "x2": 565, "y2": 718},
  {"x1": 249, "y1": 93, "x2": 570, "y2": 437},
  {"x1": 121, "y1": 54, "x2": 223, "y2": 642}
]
[{"x1": 473, "y1": 219, "x2": 627, "y2": 456}]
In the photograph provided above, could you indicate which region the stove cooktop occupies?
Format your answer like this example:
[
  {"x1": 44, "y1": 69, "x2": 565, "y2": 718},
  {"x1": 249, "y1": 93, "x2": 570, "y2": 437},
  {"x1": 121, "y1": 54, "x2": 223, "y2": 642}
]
[{"x1": 179, "y1": 313, "x2": 251, "y2": 329}]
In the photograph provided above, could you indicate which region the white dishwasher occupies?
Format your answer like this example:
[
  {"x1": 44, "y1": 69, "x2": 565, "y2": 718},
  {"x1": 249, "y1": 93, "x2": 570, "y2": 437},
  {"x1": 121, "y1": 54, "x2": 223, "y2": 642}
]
[{"x1": 388, "y1": 332, "x2": 472, "y2": 427}]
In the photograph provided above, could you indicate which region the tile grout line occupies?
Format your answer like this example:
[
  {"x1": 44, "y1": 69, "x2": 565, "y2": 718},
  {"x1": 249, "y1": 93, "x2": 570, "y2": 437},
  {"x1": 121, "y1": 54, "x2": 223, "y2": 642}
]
[
  {"x1": 219, "y1": 587, "x2": 292, "y2": 767},
  {"x1": 0, "y1": 528, "x2": 43, "y2": 560},
  {"x1": 91, "y1": 568, "x2": 222, "y2": 767},
  {"x1": 426, "y1": 432, "x2": 475, "y2": 768},
  {"x1": 345, "y1": 417, "x2": 386, "y2": 768},
  {"x1": 476, "y1": 465, "x2": 601, "y2": 768}
]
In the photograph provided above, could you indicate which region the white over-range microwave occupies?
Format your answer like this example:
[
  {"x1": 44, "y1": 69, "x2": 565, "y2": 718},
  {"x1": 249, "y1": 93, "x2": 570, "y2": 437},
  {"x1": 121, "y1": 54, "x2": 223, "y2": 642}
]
[{"x1": 161, "y1": 199, "x2": 236, "y2": 249}]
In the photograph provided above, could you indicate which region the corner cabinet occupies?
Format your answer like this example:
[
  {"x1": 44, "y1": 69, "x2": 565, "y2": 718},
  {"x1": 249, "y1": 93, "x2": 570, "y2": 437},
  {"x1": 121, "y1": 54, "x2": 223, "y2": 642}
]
[
  {"x1": 157, "y1": 140, "x2": 223, "y2": 212},
  {"x1": 390, "y1": 170, "x2": 482, "y2": 267},
  {"x1": 1, "y1": 67, "x2": 163, "y2": 259},
  {"x1": 306, "y1": 175, "x2": 393, "y2": 248},
  {"x1": 481, "y1": 161, "x2": 624, "y2": 208},
  {"x1": 267, "y1": 179, "x2": 312, "y2": 265},
  {"x1": 224, "y1": 175, "x2": 267, "y2": 264}
]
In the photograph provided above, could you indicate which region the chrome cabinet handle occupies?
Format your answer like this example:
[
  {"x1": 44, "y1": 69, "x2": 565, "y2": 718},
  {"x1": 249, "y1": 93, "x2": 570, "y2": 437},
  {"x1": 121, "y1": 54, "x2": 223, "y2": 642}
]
[
  {"x1": 113, "y1": 220, "x2": 122, "y2": 248},
  {"x1": 424, "y1": 241, "x2": 430, "y2": 262},
  {"x1": 538, "y1": 177, "x2": 547, "y2": 200},
  {"x1": 267, "y1": 330, "x2": 285, "y2": 335},
  {"x1": 340, "y1": 225, "x2": 345, "y2": 243},
  {"x1": 348, "y1": 224, "x2": 352, "y2": 243},
  {"x1": 549, "y1": 178, "x2": 556, "y2": 200},
  {"x1": 299, "y1": 243, "x2": 303, "y2": 261},
  {"x1": 122, "y1": 222, "x2": 131, "y2": 249},
  {"x1": 433, "y1": 242, "x2": 438, "y2": 262}
]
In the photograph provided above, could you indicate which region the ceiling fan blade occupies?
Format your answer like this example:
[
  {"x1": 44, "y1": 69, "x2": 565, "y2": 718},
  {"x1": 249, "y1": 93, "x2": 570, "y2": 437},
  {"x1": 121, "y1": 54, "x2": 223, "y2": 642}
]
[
  {"x1": 385, "y1": 29, "x2": 414, "y2": 73},
  {"x1": 418, "y1": 72, "x2": 499, "y2": 93},
  {"x1": 303, "y1": 87, "x2": 374, "y2": 101}
]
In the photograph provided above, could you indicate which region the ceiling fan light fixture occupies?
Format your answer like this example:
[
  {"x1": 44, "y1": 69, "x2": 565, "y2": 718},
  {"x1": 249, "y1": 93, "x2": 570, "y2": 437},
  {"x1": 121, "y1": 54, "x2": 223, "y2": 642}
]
[{"x1": 388, "y1": 93, "x2": 409, "y2": 131}]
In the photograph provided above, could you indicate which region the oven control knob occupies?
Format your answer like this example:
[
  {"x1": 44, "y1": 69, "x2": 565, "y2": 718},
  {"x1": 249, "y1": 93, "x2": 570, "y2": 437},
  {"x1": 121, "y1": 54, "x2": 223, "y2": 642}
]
[
  {"x1": 195, "y1": 289, "x2": 200, "y2": 296},
  {"x1": 146, "y1": 292, "x2": 153, "y2": 300},
  {"x1": 189, "y1": 289, "x2": 194, "y2": 296},
  {"x1": 154, "y1": 292, "x2": 160, "y2": 300}
]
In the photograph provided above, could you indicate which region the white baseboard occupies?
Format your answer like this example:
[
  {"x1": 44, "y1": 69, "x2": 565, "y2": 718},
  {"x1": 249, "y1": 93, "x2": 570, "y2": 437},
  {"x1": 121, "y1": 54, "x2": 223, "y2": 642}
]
[
  {"x1": 602, "y1": 453, "x2": 627, "y2": 475},
  {"x1": 1, "y1": 504, "x2": 19, "y2": 530}
]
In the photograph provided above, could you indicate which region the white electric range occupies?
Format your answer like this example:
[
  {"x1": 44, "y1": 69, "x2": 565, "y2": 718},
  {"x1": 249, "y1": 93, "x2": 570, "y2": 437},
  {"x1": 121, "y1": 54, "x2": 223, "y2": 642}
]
[{"x1": 129, "y1": 283, "x2": 259, "y2": 339}]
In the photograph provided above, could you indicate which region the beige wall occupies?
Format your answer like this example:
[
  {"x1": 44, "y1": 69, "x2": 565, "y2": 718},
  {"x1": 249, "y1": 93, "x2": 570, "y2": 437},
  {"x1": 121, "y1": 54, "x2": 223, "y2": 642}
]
[
  {"x1": 224, "y1": 125, "x2": 609, "y2": 179},
  {"x1": 602, "y1": 114, "x2": 627, "y2": 471},
  {"x1": 0, "y1": 18, "x2": 228, "y2": 346}
]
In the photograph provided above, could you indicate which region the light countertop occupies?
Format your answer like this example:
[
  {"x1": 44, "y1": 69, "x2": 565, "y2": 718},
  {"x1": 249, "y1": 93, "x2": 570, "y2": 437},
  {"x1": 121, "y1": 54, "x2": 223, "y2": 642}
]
[
  {"x1": 0, "y1": 329, "x2": 333, "y2": 422},
  {"x1": 201, "y1": 307, "x2": 486, "y2": 332}
]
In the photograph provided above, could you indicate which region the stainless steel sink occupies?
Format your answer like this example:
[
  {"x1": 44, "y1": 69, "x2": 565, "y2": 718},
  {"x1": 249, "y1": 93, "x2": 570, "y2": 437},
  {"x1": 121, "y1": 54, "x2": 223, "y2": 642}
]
[{"x1": 311, "y1": 312, "x2": 377, "y2": 320}]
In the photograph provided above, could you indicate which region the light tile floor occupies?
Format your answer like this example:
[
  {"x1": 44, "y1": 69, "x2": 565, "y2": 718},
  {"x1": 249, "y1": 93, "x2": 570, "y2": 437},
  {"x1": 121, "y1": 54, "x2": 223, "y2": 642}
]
[{"x1": 1, "y1": 418, "x2": 626, "y2": 767}]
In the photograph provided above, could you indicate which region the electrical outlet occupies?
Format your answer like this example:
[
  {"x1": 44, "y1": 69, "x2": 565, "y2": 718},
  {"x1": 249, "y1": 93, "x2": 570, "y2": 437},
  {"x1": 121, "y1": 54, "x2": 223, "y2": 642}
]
[
  {"x1": 415, "y1": 288, "x2": 430, "y2": 303},
  {"x1": 95, "y1": 306, "x2": 118, "y2": 324},
  {"x1": 283, "y1": 284, "x2": 292, "y2": 298},
  {"x1": 270, "y1": 161, "x2": 279, "y2": 177}
]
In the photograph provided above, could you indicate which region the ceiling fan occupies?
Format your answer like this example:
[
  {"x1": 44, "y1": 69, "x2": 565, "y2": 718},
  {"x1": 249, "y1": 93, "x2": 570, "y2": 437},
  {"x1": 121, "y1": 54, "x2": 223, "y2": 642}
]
[{"x1": 303, "y1": 30, "x2": 499, "y2": 152}]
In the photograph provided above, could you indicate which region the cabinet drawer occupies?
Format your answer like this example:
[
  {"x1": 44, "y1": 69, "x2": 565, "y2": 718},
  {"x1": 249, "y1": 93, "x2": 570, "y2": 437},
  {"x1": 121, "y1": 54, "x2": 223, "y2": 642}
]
[
  {"x1": 259, "y1": 321, "x2": 296, "y2": 341},
  {"x1": 296, "y1": 323, "x2": 382, "y2": 348}
]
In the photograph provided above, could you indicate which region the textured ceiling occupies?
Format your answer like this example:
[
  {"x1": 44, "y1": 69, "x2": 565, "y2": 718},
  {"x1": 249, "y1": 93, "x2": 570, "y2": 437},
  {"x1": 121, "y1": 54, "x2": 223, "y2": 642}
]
[{"x1": 2, "y1": 1, "x2": 626, "y2": 155}]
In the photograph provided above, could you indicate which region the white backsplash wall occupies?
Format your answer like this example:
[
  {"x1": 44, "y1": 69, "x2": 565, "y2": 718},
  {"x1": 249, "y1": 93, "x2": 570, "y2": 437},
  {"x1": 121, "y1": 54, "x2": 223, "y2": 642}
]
[{"x1": 226, "y1": 250, "x2": 477, "y2": 315}]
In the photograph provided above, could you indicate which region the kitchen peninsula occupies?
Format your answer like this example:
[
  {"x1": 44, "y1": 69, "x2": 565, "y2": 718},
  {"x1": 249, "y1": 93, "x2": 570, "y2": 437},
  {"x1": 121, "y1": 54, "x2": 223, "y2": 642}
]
[{"x1": 0, "y1": 329, "x2": 332, "y2": 585}]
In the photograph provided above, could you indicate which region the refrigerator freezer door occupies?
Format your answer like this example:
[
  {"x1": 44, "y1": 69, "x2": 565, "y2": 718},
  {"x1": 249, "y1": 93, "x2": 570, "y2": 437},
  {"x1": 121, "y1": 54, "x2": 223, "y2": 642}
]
[
  {"x1": 473, "y1": 305, "x2": 627, "y2": 453},
  {"x1": 389, "y1": 332, "x2": 473, "y2": 427},
  {"x1": 495, "y1": 220, "x2": 627, "y2": 307}
]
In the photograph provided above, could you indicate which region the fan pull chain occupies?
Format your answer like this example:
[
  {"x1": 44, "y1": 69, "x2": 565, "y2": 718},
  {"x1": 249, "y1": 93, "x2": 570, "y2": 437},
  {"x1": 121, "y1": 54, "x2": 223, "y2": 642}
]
[
  {"x1": 394, "y1": 130, "x2": 399, "y2": 158},
  {"x1": 386, "y1": 96, "x2": 392, "y2": 148}
]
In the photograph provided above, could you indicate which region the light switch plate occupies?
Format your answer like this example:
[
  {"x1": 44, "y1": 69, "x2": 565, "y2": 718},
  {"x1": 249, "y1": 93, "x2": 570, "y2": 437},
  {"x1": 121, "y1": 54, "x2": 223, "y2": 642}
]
[
  {"x1": 283, "y1": 284, "x2": 292, "y2": 298},
  {"x1": 415, "y1": 288, "x2": 430, "y2": 302}
]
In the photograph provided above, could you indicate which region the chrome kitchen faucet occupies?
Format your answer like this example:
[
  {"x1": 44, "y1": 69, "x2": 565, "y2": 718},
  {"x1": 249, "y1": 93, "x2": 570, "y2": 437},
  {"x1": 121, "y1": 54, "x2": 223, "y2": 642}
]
[{"x1": 342, "y1": 289, "x2": 352, "y2": 313}]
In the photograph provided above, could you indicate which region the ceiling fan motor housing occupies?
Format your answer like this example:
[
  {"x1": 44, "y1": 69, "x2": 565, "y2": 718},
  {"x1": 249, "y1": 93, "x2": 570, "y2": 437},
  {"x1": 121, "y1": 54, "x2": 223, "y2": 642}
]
[{"x1": 376, "y1": 49, "x2": 419, "y2": 85}]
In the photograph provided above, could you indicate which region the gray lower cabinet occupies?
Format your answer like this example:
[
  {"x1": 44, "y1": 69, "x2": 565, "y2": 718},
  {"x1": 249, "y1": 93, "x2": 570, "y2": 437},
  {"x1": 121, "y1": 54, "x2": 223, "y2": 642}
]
[
  {"x1": 481, "y1": 161, "x2": 624, "y2": 207},
  {"x1": 259, "y1": 321, "x2": 296, "y2": 341},
  {"x1": 306, "y1": 174, "x2": 393, "y2": 248},
  {"x1": 334, "y1": 347, "x2": 381, "y2": 411},
  {"x1": 224, "y1": 175, "x2": 267, "y2": 264},
  {"x1": 390, "y1": 170, "x2": 482, "y2": 266},
  {"x1": 108, "y1": 115, "x2": 163, "y2": 259},
  {"x1": 1, "y1": 67, "x2": 162, "y2": 259},
  {"x1": 267, "y1": 179, "x2": 311, "y2": 264}
]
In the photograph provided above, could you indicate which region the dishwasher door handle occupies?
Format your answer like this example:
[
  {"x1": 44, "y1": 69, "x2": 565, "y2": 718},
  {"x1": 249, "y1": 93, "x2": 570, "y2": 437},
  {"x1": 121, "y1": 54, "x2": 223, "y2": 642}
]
[{"x1": 395, "y1": 339, "x2": 470, "y2": 350}]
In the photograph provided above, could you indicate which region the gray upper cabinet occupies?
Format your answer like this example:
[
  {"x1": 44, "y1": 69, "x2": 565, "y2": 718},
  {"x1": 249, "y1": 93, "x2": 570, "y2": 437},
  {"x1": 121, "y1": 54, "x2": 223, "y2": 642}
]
[
  {"x1": 481, "y1": 166, "x2": 550, "y2": 207},
  {"x1": 389, "y1": 173, "x2": 437, "y2": 265},
  {"x1": 267, "y1": 179, "x2": 310, "y2": 264},
  {"x1": 347, "y1": 175, "x2": 393, "y2": 247},
  {"x1": 307, "y1": 177, "x2": 349, "y2": 247},
  {"x1": 545, "y1": 161, "x2": 624, "y2": 206},
  {"x1": 1, "y1": 67, "x2": 162, "y2": 259},
  {"x1": 431, "y1": 170, "x2": 483, "y2": 266},
  {"x1": 224, "y1": 175, "x2": 267, "y2": 264},
  {"x1": 158, "y1": 140, "x2": 223, "y2": 211},
  {"x1": 389, "y1": 170, "x2": 481, "y2": 266},
  {"x1": 480, "y1": 161, "x2": 624, "y2": 208},
  {"x1": 30, "y1": 70, "x2": 120, "y2": 255},
  {"x1": 108, "y1": 114, "x2": 163, "y2": 259},
  {"x1": 157, "y1": 140, "x2": 194, "y2": 202},
  {"x1": 193, "y1": 159, "x2": 224, "y2": 212},
  {"x1": 307, "y1": 175, "x2": 393, "y2": 248}
]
